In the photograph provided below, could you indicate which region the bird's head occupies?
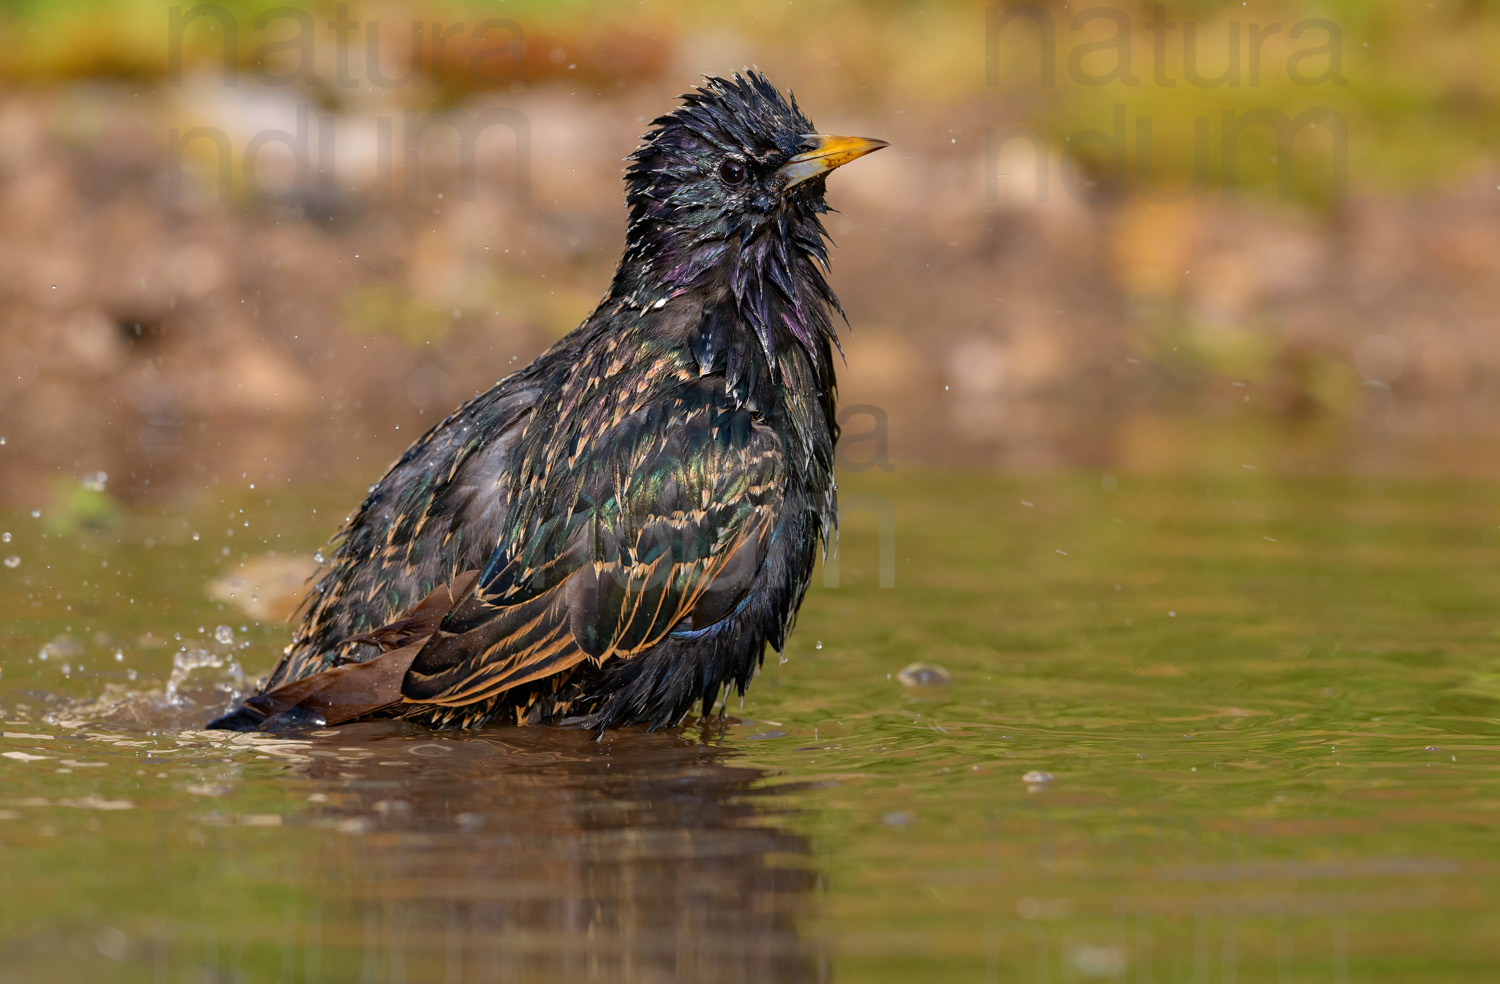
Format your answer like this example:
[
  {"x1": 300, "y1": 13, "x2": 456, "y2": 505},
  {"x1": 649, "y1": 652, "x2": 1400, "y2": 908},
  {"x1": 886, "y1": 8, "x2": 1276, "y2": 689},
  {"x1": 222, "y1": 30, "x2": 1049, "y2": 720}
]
[{"x1": 613, "y1": 71, "x2": 886, "y2": 363}]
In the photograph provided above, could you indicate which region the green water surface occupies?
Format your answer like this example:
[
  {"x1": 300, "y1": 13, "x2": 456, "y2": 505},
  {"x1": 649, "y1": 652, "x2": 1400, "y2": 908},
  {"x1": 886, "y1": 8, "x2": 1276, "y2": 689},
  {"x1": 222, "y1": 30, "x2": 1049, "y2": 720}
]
[{"x1": 1, "y1": 471, "x2": 1497, "y2": 982}]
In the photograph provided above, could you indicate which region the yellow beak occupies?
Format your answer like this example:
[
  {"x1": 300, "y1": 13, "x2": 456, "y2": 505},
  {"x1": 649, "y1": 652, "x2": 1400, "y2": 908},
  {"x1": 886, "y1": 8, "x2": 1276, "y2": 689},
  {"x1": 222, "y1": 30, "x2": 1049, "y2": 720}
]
[{"x1": 778, "y1": 134, "x2": 889, "y2": 188}]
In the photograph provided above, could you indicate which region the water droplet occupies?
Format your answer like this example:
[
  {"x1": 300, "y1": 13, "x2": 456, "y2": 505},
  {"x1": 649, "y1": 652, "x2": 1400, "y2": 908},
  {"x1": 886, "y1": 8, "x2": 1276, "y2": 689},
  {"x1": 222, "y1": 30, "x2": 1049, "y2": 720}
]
[
  {"x1": 192, "y1": 532, "x2": 200, "y2": 541},
  {"x1": 81, "y1": 471, "x2": 108, "y2": 492},
  {"x1": 30, "y1": 509, "x2": 41, "y2": 519},
  {"x1": 3, "y1": 556, "x2": 19, "y2": 569},
  {"x1": 314, "y1": 550, "x2": 326, "y2": 563},
  {"x1": 1021, "y1": 770, "x2": 1054, "y2": 784},
  {"x1": 215, "y1": 625, "x2": 234, "y2": 646},
  {"x1": 815, "y1": 640, "x2": 823, "y2": 650},
  {"x1": 1, "y1": 532, "x2": 10, "y2": 542}
]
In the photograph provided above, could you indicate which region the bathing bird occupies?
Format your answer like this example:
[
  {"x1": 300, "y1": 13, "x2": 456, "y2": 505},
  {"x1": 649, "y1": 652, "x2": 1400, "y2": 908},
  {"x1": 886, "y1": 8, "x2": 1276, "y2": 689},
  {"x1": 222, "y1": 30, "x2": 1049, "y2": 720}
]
[{"x1": 208, "y1": 71, "x2": 885, "y2": 732}]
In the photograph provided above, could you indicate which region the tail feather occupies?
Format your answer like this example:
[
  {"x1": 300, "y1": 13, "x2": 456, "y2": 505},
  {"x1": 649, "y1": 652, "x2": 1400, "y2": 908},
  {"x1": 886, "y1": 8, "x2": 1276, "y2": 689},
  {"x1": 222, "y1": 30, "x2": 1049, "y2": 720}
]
[
  {"x1": 206, "y1": 643, "x2": 422, "y2": 730},
  {"x1": 206, "y1": 572, "x2": 480, "y2": 732}
]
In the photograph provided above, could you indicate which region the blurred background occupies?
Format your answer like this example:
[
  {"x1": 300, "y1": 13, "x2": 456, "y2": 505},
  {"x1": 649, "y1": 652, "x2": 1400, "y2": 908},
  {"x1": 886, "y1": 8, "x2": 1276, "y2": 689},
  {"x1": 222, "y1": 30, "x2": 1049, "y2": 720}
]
[
  {"x1": 6, "y1": 4, "x2": 1500, "y2": 982},
  {"x1": 4, "y1": 0, "x2": 1499, "y2": 514}
]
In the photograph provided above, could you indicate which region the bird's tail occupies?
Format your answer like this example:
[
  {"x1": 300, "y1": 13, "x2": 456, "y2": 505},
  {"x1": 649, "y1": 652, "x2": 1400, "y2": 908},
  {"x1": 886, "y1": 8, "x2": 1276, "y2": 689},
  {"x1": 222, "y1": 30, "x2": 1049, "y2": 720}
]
[
  {"x1": 206, "y1": 572, "x2": 479, "y2": 731},
  {"x1": 204, "y1": 643, "x2": 422, "y2": 731}
]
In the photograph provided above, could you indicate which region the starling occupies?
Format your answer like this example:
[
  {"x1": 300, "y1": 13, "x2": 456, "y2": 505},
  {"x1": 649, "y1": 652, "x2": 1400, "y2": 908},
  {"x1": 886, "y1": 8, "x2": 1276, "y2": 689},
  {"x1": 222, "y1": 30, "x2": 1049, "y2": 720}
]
[{"x1": 208, "y1": 72, "x2": 886, "y2": 733}]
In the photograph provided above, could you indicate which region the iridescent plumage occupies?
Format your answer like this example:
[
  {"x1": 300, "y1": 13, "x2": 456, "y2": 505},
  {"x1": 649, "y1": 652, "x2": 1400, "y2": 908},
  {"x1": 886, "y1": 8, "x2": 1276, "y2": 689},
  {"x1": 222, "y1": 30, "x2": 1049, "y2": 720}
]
[{"x1": 208, "y1": 72, "x2": 885, "y2": 732}]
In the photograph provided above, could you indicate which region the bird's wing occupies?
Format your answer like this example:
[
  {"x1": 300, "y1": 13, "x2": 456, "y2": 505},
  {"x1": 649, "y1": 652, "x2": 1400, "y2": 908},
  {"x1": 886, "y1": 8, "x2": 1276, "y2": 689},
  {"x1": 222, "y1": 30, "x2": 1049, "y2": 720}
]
[
  {"x1": 400, "y1": 391, "x2": 785, "y2": 710},
  {"x1": 262, "y1": 377, "x2": 540, "y2": 690}
]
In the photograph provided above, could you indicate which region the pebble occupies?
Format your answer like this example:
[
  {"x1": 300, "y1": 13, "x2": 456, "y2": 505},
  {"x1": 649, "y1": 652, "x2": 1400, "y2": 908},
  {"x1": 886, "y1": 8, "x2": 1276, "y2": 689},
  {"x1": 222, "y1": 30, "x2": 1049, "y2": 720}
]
[{"x1": 896, "y1": 662, "x2": 951, "y2": 687}]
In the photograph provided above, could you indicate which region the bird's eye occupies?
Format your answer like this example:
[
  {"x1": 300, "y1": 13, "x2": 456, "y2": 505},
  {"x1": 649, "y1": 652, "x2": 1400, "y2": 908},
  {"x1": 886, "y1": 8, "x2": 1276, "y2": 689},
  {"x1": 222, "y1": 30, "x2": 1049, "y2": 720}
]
[{"x1": 718, "y1": 159, "x2": 747, "y2": 185}]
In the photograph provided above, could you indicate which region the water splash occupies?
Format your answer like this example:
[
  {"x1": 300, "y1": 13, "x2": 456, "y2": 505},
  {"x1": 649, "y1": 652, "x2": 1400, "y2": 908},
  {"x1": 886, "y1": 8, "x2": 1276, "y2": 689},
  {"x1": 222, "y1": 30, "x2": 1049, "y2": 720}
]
[{"x1": 165, "y1": 648, "x2": 245, "y2": 706}]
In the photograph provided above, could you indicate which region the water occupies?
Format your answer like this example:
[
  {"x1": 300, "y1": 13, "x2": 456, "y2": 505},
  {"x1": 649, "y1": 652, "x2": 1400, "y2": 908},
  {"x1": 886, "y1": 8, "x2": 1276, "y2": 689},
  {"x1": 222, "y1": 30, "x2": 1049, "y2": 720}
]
[{"x1": 2, "y1": 471, "x2": 1498, "y2": 982}]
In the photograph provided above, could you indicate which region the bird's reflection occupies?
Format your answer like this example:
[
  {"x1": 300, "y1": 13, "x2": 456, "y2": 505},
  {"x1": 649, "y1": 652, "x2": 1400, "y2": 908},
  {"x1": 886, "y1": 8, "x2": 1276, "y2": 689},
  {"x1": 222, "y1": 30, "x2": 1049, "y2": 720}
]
[{"x1": 284, "y1": 721, "x2": 822, "y2": 984}]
